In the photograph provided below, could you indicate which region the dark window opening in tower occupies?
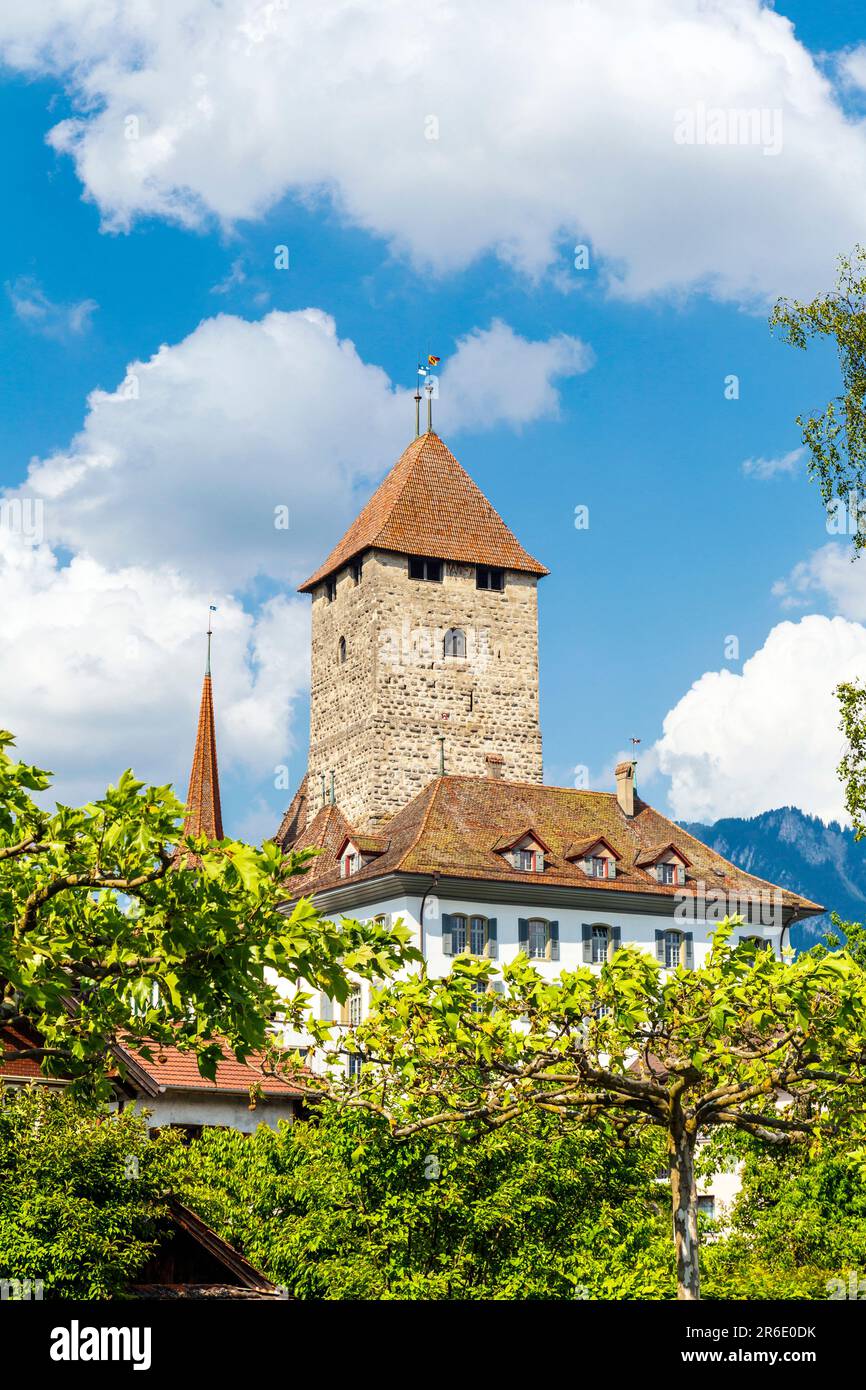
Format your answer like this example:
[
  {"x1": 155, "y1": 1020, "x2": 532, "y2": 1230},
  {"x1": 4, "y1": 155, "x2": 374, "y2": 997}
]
[
  {"x1": 444, "y1": 627, "x2": 466, "y2": 659},
  {"x1": 408, "y1": 555, "x2": 443, "y2": 582},
  {"x1": 338, "y1": 636, "x2": 347, "y2": 664},
  {"x1": 476, "y1": 565, "x2": 504, "y2": 591},
  {"x1": 352, "y1": 557, "x2": 363, "y2": 584},
  {"x1": 325, "y1": 576, "x2": 337, "y2": 602}
]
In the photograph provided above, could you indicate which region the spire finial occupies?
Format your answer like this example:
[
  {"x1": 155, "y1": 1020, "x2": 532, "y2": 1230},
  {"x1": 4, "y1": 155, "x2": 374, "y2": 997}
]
[{"x1": 206, "y1": 604, "x2": 216, "y2": 676}]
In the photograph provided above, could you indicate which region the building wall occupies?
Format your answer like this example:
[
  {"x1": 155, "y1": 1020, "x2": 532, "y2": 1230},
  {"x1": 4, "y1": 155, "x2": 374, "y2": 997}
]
[
  {"x1": 128, "y1": 1090, "x2": 298, "y2": 1135},
  {"x1": 306, "y1": 549, "x2": 543, "y2": 828}
]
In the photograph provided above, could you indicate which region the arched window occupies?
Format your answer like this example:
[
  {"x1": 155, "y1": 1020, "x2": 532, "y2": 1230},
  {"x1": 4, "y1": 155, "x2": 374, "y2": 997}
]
[
  {"x1": 444, "y1": 627, "x2": 466, "y2": 658},
  {"x1": 338, "y1": 636, "x2": 347, "y2": 664}
]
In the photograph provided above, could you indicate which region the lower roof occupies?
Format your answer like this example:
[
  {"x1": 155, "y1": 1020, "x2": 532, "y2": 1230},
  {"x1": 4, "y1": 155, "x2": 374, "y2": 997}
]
[{"x1": 282, "y1": 773, "x2": 823, "y2": 918}]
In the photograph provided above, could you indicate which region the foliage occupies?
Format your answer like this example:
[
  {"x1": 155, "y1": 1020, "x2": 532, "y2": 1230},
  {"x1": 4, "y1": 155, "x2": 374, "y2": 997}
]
[
  {"x1": 0, "y1": 730, "x2": 418, "y2": 1095},
  {"x1": 0, "y1": 1085, "x2": 169, "y2": 1299},
  {"x1": 313, "y1": 922, "x2": 866, "y2": 1298},
  {"x1": 771, "y1": 244, "x2": 866, "y2": 551},
  {"x1": 164, "y1": 1104, "x2": 674, "y2": 1300},
  {"x1": 703, "y1": 1141, "x2": 866, "y2": 1300}
]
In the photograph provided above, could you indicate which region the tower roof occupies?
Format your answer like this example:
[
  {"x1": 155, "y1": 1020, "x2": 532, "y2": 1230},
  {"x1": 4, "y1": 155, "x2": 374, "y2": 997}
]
[
  {"x1": 183, "y1": 668, "x2": 224, "y2": 841},
  {"x1": 298, "y1": 431, "x2": 549, "y2": 592}
]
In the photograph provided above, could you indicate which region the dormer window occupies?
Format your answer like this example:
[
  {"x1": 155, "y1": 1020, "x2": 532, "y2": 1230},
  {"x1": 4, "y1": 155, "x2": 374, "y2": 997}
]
[
  {"x1": 634, "y1": 842, "x2": 690, "y2": 887},
  {"x1": 495, "y1": 829, "x2": 549, "y2": 873},
  {"x1": 586, "y1": 855, "x2": 614, "y2": 880},
  {"x1": 565, "y1": 837, "x2": 620, "y2": 880},
  {"x1": 341, "y1": 849, "x2": 361, "y2": 877},
  {"x1": 476, "y1": 566, "x2": 504, "y2": 591},
  {"x1": 513, "y1": 847, "x2": 543, "y2": 872},
  {"x1": 408, "y1": 556, "x2": 443, "y2": 582},
  {"x1": 444, "y1": 627, "x2": 466, "y2": 658},
  {"x1": 338, "y1": 834, "x2": 386, "y2": 879}
]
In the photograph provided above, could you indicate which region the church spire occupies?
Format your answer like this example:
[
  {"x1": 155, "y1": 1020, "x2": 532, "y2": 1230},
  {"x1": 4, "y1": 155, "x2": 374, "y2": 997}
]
[{"x1": 183, "y1": 611, "x2": 224, "y2": 841}]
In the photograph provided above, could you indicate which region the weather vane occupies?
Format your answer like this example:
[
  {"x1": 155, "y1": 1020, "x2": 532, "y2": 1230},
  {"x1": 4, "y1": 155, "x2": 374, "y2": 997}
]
[{"x1": 415, "y1": 352, "x2": 441, "y2": 435}]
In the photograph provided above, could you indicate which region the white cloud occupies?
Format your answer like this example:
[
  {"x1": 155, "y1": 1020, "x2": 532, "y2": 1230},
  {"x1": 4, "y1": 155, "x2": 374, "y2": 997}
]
[
  {"x1": 0, "y1": 527, "x2": 308, "y2": 807},
  {"x1": 838, "y1": 44, "x2": 866, "y2": 93},
  {"x1": 6, "y1": 276, "x2": 98, "y2": 338},
  {"x1": 0, "y1": 3, "x2": 864, "y2": 300},
  {"x1": 652, "y1": 615, "x2": 866, "y2": 824},
  {"x1": 773, "y1": 541, "x2": 866, "y2": 621},
  {"x1": 7, "y1": 308, "x2": 590, "y2": 587},
  {"x1": 742, "y1": 447, "x2": 803, "y2": 479}
]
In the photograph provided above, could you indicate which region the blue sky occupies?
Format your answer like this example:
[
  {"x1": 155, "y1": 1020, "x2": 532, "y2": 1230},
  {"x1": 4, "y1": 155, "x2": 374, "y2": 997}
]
[{"x1": 1, "y1": 0, "x2": 865, "y2": 840}]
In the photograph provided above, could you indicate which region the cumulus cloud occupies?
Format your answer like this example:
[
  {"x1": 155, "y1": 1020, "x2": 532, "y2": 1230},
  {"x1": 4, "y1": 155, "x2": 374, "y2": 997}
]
[
  {"x1": 7, "y1": 308, "x2": 590, "y2": 586},
  {"x1": 6, "y1": 276, "x2": 98, "y2": 338},
  {"x1": 652, "y1": 616, "x2": 866, "y2": 824},
  {"x1": 0, "y1": 1, "x2": 865, "y2": 300},
  {"x1": 773, "y1": 542, "x2": 866, "y2": 621},
  {"x1": 742, "y1": 447, "x2": 804, "y2": 479},
  {"x1": 0, "y1": 527, "x2": 309, "y2": 807}
]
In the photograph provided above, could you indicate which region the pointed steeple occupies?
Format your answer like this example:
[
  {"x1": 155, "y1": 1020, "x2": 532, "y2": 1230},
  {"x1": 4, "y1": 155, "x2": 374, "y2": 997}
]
[
  {"x1": 298, "y1": 431, "x2": 548, "y2": 592},
  {"x1": 183, "y1": 622, "x2": 224, "y2": 842}
]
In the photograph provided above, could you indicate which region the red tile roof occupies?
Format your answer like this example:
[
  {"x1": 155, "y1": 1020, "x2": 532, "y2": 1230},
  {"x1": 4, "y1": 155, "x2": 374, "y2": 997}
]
[
  {"x1": 282, "y1": 773, "x2": 822, "y2": 915},
  {"x1": 116, "y1": 1043, "x2": 309, "y2": 1098},
  {"x1": 299, "y1": 432, "x2": 548, "y2": 591}
]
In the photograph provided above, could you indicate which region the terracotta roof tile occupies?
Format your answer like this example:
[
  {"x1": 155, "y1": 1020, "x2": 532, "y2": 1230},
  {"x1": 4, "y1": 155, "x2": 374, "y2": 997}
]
[
  {"x1": 118, "y1": 1043, "x2": 309, "y2": 1098},
  {"x1": 283, "y1": 774, "x2": 822, "y2": 916},
  {"x1": 299, "y1": 432, "x2": 548, "y2": 591}
]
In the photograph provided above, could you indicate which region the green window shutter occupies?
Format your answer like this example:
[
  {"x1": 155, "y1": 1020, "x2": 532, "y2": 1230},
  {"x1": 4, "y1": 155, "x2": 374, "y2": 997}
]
[
  {"x1": 442, "y1": 913, "x2": 454, "y2": 956},
  {"x1": 486, "y1": 917, "x2": 498, "y2": 959},
  {"x1": 518, "y1": 917, "x2": 529, "y2": 952},
  {"x1": 581, "y1": 923, "x2": 593, "y2": 964},
  {"x1": 607, "y1": 858, "x2": 616, "y2": 879},
  {"x1": 684, "y1": 931, "x2": 694, "y2": 969},
  {"x1": 611, "y1": 925, "x2": 622, "y2": 955},
  {"x1": 549, "y1": 920, "x2": 560, "y2": 961},
  {"x1": 655, "y1": 929, "x2": 665, "y2": 964}
]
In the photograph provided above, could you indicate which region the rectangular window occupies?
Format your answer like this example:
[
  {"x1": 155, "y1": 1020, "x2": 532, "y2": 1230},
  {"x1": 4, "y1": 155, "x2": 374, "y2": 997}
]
[
  {"x1": 587, "y1": 856, "x2": 609, "y2": 879},
  {"x1": 476, "y1": 566, "x2": 504, "y2": 591},
  {"x1": 527, "y1": 919, "x2": 548, "y2": 959},
  {"x1": 352, "y1": 557, "x2": 363, "y2": 584},
  {"x1": 697, "y1": 1195, "x2": 716, "y2": 1219},
  {"x1": 470, "y1": 916, "x2": 487, "y2": 956},
  {"x1": 657, "y1": 862, "x2": 677, "y2": 885},
  {"x1": 591, "y1": 924, "x2": 609, "y2": 963},
  {"x1": 451, "y1": 914, "x2": 468, "y2": 953},
  {"x1": 347, "y1": 1052, "x2": 362, "y2": 1080},
  {"x1": 348, "y1": 986, "x2": 363, "y2": 1028},
  {"x1": 664, "y1": 930, "x2": 682, "y2": 968},
  {"x1": 408, "y1": 555, "x2": 443, "y2": 582},
  {"x1": 512, "y1": 848, "x2": 543, "y2": 872},
  {"x1": 325, "y1": 576, "x2": 337, "y2": 602}
]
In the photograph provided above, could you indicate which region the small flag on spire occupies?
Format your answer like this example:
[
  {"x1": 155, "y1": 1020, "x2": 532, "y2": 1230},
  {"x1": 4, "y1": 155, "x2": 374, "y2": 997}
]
[{"x1": 427, "y1": 354, "x2": 440, "y2": 366}]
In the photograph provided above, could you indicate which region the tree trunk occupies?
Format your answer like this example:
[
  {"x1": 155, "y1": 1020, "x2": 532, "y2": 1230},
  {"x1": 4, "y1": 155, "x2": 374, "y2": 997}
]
[{"x1": 669, "y1": 1121, "x2": 700, "y2": 1300}]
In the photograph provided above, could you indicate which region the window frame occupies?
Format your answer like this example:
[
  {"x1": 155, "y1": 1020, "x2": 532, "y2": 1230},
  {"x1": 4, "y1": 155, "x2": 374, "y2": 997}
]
[
  {"x1": 408, "y1": 555, "x2": 443, "y2": 583},
  {"x1": 526, "y1": 917, "x2": 549, "y2": 960},
  {"x1": 591, "y1": 923, "x2": 610, "y2": 964},
  {"x1": 663, "y1": 928, "x2": 683, "y2": 968},
  {"x1": 444, "y1": 626, "x2": 467, "y2": 659},
  {"x1": 476, "y1": 565, "x2": 505, "y2": 591}
]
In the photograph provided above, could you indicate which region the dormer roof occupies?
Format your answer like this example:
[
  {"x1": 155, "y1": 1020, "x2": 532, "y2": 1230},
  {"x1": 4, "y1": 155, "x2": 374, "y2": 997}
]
[
  {"x1": 564, "y1": 835, "x2": 622, "y2": 862},
  {"x1": 634, "y1": 841, "x2": 692, "y2": 869}
]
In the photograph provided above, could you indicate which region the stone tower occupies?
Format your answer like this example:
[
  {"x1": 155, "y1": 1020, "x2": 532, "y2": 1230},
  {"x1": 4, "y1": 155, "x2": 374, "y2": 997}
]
[{"x1": 298, "y1": 431, "x2": 548, "y2": 829}]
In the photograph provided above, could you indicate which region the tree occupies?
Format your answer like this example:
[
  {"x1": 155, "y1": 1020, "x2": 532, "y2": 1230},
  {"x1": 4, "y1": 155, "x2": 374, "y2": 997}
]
[
  {"x1": 771, "y1": 245, "x2": 866, "y2": 551},
  {"x1": 163, "y1": 1104, "x2": 673, "y2": 1300},
  {"x1": 0, "y1": 1085, "x2": 169, "y2": 1298},
  {"x1": 316, "y1": 923, "x2": 866, "y2": 1300},
  {"x1": 0, "y1": 731, "x2": 417, "y2": 1093}
]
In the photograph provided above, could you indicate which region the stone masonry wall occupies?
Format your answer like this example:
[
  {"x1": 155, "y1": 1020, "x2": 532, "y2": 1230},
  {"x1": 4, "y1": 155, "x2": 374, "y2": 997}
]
[{"x1": 306, "y1": 548, "x2": 543, "y2": 829}]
